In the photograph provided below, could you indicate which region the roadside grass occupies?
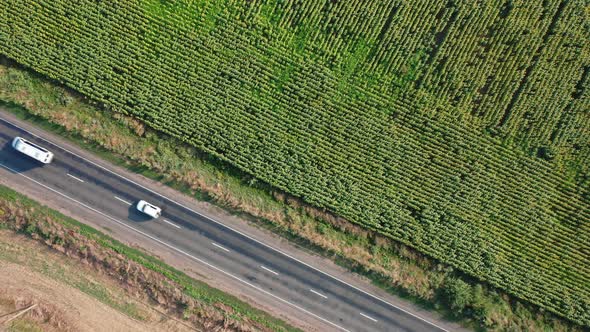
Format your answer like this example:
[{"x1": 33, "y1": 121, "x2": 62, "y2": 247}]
[
  {"x1": 73, "y1": 279, "x2": 146, "y2": 321},
  {"x1": 0, "y1": 230, "x2": 149, "y2": 326},
  {"x1": 0, "y1": 58, "x2": 584, "y2": 331},
  {"x1": 0, "y1": 184, "x2": 300, "y2": 332},
  {"x1": 0, "y1": 210, "x2": 146, "y2": 322},
  {"x1": 7, "y1": 319, "x2": 43, "y2": 332}
]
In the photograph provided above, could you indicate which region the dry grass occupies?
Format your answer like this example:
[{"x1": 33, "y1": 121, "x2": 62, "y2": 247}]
[
  {"x1": 0, "y1": 291, "x2": 73, "y2": 332},
  {"x1": 0, "y1": 230, "x2": 205, "y2": 332}
]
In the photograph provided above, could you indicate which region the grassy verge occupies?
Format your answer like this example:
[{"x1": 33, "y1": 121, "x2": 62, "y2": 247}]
[
  {"x1": 0, "y1": 183, "x2": 299, "y2": 332},
  {"x1": 7, "y1": 319, "x2": 42, "y2": 332},
  {"x1": 0, "y1": 58, "x2": 585, "y2": 331},
  {"x1": 0, "y1": 227, "x2": 147, "y2": 323}
]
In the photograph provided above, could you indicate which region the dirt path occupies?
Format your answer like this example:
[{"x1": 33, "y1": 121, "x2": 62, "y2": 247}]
[{"x1": 0, "y1": 230, "x2": 195, "y2": 332}]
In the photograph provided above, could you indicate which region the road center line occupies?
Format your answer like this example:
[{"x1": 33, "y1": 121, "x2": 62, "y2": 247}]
[
  {"x1": 360, "y1": 312, "x2": 378, "y2": 322},
  {"x1": 211, "y1": 242, "x2": 230, "y2": 252},
  {"x1": 163, "y1": 219, "x2": 181, "y2": 229},
  {"x1": 260, "y1": 265, "x2": 279, "y2": 276},
  {"x1": 0, "y1": 162, "x2": 350, "y2": 332},
  {"x1": 309, "y1": 289, "x2": 328, "y2": 299},
  {"x1": 66, "y1": 173, "x2": 85, "y2": 183},
  {"x1": 114, "y1": 196, "x2": 132, "y2": 206}
]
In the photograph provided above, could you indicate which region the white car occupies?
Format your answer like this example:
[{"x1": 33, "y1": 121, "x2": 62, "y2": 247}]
[
  {"x1": 12, "y1": 136, "x2": 54, "y2": 164},
  {"x1": 136, "y1": 200, "x2": 162, "y2": 218}
]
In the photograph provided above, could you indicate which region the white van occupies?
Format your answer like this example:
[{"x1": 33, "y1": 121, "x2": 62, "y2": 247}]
[{"x1": 12, "y1": 137, "x2": 54, "y2": 164}]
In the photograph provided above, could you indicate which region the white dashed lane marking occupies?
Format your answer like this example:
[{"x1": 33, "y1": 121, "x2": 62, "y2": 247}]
[
  {"x1": 163, "y1": 219, "x2": 181, "y2": 229},
  {"x1": 360, "y1": 313, "x2": 378, "y2": 322},
  {"x1": 66, "y1": 173, "x2": 85, "y2": 183},
  {"x1": 310, "y1": 289, "x2": 328, "y2": 299},
  {"x1": 260, "y1": 265, "x2": 279, "y2": 276},
  {"x1": 114, "y1": 196, "x2": 132, "y2": 205},
  {"x1": 211, "y1": 242, "x2": 230, "y2": 252}
]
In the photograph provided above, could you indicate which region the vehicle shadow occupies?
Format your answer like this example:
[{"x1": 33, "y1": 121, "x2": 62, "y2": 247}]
[
  {"x1": 0, "y1": 143, "x2": 43, "y2": 173},
  {"x1": 127, "y1": 202, "x2": 156, "y2": 223}
]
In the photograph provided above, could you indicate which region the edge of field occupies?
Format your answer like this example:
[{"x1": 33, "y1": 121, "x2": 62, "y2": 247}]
[
  {"x1": 0, "y1": 58, "x2": 585, "y2": 331},
  {"x1": 0, "y1": 222, "x2": 193, "y2": 332}
]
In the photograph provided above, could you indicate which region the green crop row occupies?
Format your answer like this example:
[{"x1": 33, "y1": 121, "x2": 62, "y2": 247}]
[{"x1": 0, "y1": 0, "x2": 588, "y2": 326}]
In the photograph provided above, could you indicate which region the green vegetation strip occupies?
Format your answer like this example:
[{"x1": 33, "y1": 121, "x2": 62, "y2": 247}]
[
  {"x1": 0, "y1": 0, "x2": 588, "y2": 326},
  {"x1": 0, "y1": 184, "x2": 299, "y2": 332}
]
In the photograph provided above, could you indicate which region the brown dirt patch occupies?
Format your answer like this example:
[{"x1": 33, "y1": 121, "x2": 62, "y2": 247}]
[{"x1": 0, "y1": 230, "x2": 194, "y2": 332}]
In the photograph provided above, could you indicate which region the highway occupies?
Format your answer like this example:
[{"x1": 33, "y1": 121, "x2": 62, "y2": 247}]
[{"x1": 0, "y1": 115, "x2": 449, "y2": 332}]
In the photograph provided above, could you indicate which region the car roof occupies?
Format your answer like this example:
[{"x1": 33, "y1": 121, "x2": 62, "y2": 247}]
[{"x1": 144, "y1": 204, "x2": 160, "y2": 214}]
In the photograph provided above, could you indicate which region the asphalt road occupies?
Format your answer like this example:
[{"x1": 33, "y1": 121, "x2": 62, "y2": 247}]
[{"x1": 0, "y1": 116, "x2": 448, "y2": 332}]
